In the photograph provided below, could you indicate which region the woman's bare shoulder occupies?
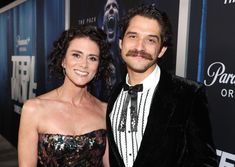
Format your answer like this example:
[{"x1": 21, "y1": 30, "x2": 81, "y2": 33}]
[
  {"x1": 22, "y1": 98, "x2": 41, "y2": 112},
  {"x1": 22, "y1": 89, "x2": 57, "y2": 114}
]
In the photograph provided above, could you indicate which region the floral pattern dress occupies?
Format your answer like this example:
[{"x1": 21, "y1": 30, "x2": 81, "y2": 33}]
[{"x1": 38, "y1": 129, "x2": 107, "y2": 167}]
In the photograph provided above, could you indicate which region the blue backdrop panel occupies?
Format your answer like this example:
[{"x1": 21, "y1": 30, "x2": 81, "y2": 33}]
[{"x1": 0, "y1": 0, "x2": 65, "y2": 146}]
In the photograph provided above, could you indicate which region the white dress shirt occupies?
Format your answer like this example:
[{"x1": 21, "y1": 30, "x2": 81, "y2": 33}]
[{"x1": 110, "y1": 65, "x2": 161, "y2": 167}]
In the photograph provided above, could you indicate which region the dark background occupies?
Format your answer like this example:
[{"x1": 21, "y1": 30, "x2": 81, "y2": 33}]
[
  {"x1": 0, "y1": 0, "x2": 14, "y2": 8},
  {"x1": 187, "y1": 0, "x2": 235, "y2": 155}
]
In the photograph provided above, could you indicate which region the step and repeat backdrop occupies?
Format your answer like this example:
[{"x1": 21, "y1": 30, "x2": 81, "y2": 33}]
[
  {"x1": 0, "y1": 0, "x2": 234, "y2": 166},
  {"x1": 187, "y1": 0, "x2": 235, "y2": 166},
  {"x1": 0, "y1": 0, "x2": 179, "y2": 146},
  {"x1": 69, "y1": 0, "x2": 179, "y2": 101}
]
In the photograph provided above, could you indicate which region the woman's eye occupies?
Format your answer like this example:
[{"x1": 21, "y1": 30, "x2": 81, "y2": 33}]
[
  {"x1": 89, "y1": 56, "x2": 98, "y2": 62},
  {"x1": 72, "y1": 53, "x2": 80, "y2": 58}
]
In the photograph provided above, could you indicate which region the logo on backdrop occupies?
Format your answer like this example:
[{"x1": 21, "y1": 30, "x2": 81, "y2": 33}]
[
  {"x1": 204, "y1": 62, "x2": 235, "y2": 99},
  {"x1": 224, "y1": 0, "x2": 235, "y2": 5},
  {"x1": 77, "y1": 17, "x2": 97, "y2": 25},
  {"x1": 217, "y1": 149, "x2": 235, "y2": 166},
  {"x1": 16, "y1": 35, "x2": 30, "y2": 52},
  {"x1": 11, "y1": 36, "x2": 37, "y2": 114}
]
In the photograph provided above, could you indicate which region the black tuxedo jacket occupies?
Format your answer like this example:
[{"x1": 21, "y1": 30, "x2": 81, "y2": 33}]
[{"x1": 106, "y1": 70, "x2": 218, "y2": 167}]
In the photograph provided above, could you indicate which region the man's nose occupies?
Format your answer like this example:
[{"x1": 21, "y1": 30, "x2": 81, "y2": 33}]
[{"x1": 135, "y1": 39, "x2": 145, "y2": 51}]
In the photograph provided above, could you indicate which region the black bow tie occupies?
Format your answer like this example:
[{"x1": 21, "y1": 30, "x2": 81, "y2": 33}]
[
  {"x1": 118, "y1": 83, "x2": 143, "y2": 132},
  {"x1": 123, "y1": 83, "x2": 143, "y2": 93}
]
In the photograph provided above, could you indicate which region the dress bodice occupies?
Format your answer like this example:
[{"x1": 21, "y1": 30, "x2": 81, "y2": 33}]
[{"x1": 38, "y1": 129, "x2": 107, "y2": 167}]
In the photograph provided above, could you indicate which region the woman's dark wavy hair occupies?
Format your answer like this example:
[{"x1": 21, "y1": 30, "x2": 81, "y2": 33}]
[
  {"x1": 119, "y1": 3, "x2": 173, "y2": 47},
  {"x1": 48, "y1": 25, "x2": 111, "y2": 87}
]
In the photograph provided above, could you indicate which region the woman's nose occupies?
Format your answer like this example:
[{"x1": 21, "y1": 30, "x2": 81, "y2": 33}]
[{"x1": 79, "y1": 57, "x2": 88, "y2": 68}]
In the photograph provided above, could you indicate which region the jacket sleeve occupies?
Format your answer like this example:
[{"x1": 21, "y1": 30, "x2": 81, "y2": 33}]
[{"x1": 183, "y1": 85, "x2": 218, "y2": 167}]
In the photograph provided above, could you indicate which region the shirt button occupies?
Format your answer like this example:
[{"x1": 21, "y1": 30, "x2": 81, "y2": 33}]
[
  {"x1": 129, "y1": 153, "x2": 132, "y2": 156},
  {"x1": 128, "y1": 130, "x2": 131, "y2": 133}
]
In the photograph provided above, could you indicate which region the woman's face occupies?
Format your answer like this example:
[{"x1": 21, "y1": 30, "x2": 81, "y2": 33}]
[{"x1": 62, "y1": 37, "x2": 100, "y2": 87}]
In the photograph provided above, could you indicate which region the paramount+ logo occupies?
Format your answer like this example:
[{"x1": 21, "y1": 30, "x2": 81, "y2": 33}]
[{"x1": 204, "y1": 62, "x2": 235, "y2": 99}]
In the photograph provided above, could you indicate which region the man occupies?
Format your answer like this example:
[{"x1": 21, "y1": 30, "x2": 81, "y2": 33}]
[{"x1": 106, "y1": 4, "x2": 218, "y2": 167}]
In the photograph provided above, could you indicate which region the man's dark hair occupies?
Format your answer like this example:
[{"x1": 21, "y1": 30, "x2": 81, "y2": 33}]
[
  {"x1": 48, "y1": 25, "x2": 111, "y2": 84},
  {"x1": 119, "y1": 3, "x2": 172, "y2": 47}
]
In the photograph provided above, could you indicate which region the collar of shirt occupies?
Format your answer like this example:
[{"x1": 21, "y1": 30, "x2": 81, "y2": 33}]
[{"x1": 125, "y1": 65, "x2": 161, "y2": 92}]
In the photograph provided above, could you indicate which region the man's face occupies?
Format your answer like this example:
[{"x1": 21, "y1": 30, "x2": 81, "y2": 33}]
[
  {"x1": 119, "y1": 15, "x2": 167, "y2": 78},
  {"x1": 103, "y1": 0, "x2": 119, "y2": 43}
]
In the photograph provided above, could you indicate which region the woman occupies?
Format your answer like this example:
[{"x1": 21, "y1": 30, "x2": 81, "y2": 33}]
[{"x1": 18, "y1": 25, "x2": 110, "y2": 167}]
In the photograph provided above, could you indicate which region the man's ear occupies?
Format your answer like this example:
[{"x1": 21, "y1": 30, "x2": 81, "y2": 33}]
[
  {"x1": 158, "y1": 46, "x2": 167, "y2": 58},
  {"x1": 119, "y1": 39, "x2": 123, "y2": 50}
]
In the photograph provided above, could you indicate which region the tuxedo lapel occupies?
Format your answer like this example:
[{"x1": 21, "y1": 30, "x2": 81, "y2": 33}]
[
  {"x1": 107, "y1": 71, "x2": 177, "y2": 167},
  {"x1": 133, "y1": 71, "x2": 177, "y2": 167}
]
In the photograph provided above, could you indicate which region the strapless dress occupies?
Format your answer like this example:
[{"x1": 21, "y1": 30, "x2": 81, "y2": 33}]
[{"x1": 37, "y1": 129, "x2": 106, "y2": 167}]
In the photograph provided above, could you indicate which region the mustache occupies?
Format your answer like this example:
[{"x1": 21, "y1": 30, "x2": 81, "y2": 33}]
[{"x1": 126, "y1": 50, "x2": 153, "y2": 60}]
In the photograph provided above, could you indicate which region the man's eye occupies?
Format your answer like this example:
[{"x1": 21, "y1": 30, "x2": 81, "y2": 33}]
[
  {"x1": 128, "y1": 35, "x2": 136, "y2": 39},
  {"x1": 146, "y1": 38, "x2": 158, "y2": 44},
  {"x1": 149, "y1": 39, "x2": 156, "y2": 43}
]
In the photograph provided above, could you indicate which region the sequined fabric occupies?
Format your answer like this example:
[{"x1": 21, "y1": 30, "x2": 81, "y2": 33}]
[{"x1": 38, "y1": 129, "x2": 106, "y2": 167}]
